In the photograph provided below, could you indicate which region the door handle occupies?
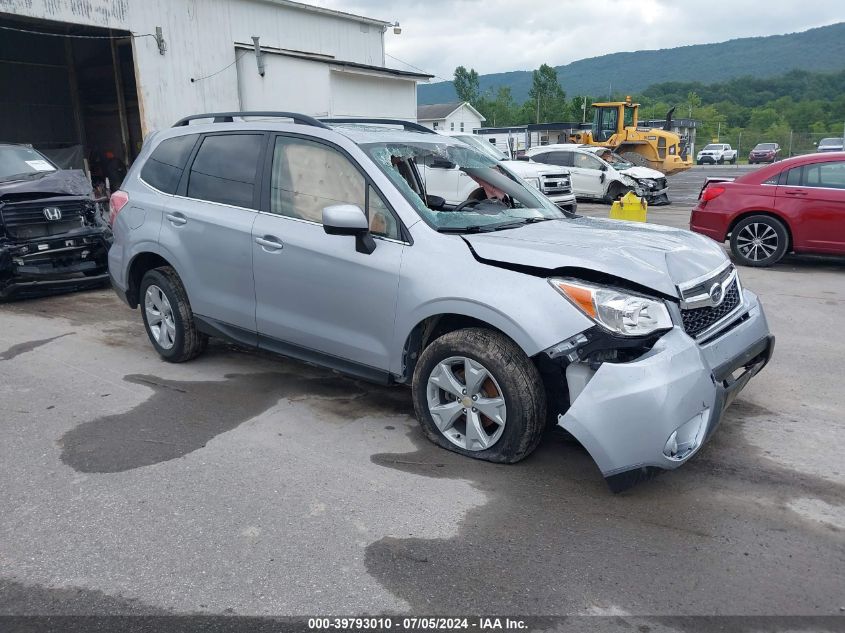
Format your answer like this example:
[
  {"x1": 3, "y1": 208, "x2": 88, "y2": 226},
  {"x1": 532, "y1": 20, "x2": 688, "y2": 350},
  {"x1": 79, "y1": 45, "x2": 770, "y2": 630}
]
[
  {"x1": 165, "y1": 213, "x2": 187, "y2": 226},
  {"x1": 784, "y1": 190, "x2": 807, "y2": 196},
  {"x1": 255, "y1": 236, "x2": 284, "y2": 251}
]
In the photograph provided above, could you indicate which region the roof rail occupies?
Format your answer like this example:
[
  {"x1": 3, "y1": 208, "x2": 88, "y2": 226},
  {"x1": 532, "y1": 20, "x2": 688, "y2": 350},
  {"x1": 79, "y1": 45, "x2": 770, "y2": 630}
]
[
  {"x1": 172, "y1": 111, "x2": 331, "y2": 129},
  {"x1": 320, "y1": 118, "x2": 437, "y2": 134}
]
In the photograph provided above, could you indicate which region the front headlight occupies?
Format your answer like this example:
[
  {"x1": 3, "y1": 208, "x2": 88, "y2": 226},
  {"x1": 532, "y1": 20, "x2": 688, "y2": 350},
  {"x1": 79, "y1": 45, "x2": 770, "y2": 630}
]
[
  {"x1": 548, "y1": 278, "x2": 673, "y2": 336},
  {"x1": 640, "y1": 178, "x2": 656, "y2": 188},
  {"x1": 523, "y1": 177, "x2": 541, "y2": 190}
]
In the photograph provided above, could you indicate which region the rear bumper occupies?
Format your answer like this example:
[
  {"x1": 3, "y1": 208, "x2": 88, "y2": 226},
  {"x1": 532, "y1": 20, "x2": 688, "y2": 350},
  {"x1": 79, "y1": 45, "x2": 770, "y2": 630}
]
[
  {"x1": 557, "y1": 290, "x2": 772, "y2": 491},
  {"x1": 689, "y1": 204, "x2": 729, "y2": 242}
]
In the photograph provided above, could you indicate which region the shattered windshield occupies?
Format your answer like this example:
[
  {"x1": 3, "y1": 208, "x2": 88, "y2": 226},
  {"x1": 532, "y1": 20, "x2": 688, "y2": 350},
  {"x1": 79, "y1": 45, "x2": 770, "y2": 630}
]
[
  {"x1": 596, "y1": 150, "x2": 633, "y2": 170},
  {"x1": 451, "y1": 135, "x2": 509, "y2": 161},
  {"x1": 0, "y1": 145, "x2": 57, "y2": 182},
  {"x1": 361, "y1": 140, "x2": 568, "y2": 233}
]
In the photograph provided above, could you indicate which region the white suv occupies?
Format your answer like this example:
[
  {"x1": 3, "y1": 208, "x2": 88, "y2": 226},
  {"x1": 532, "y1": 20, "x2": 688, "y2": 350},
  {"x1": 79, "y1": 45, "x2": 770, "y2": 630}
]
[
  {"x1": 421, "y1": 132, "x2": 577, "y2": 213},
  {"x1": 696, "y1": 144, "x2": 737, "y2": 165}
]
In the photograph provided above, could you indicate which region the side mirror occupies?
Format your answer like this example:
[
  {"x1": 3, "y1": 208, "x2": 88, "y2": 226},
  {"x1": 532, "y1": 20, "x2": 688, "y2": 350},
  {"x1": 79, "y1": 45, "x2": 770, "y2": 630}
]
[
  {"x1": 516, "y1": 155, "x2": 530, "y2": 161},
  {"x1": 600, "y1": 163, "x2": 609, "y2": 171},
  {"x1": 322, "y1": 204, "x2": 376, "y2": 254}
]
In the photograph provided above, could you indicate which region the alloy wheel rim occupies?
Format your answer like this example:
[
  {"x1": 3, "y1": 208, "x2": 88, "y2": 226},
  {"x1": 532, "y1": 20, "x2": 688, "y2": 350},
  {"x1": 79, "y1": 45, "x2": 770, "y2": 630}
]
[
  {"x1": 736, "y1": 223, "x2": 778, "y2": 261},
  {"x1": 426, "y1": 356, "x2": 507, "y2": 451},
  {"x1": 144, "y1": 284, "x2": 176, "y2": 350}
]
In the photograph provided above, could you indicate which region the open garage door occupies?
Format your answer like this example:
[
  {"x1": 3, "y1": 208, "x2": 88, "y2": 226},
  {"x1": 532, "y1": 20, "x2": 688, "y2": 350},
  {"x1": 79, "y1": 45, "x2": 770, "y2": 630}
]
[{"x1": 0, "y1": 15, "x2": 142, "y2": 190}]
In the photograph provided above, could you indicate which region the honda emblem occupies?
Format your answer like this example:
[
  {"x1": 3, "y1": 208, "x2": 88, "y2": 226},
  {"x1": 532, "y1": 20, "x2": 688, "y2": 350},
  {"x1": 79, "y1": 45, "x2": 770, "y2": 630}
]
[{"x1": 43, "y1": 207, "x2": 62, "y2": 221}]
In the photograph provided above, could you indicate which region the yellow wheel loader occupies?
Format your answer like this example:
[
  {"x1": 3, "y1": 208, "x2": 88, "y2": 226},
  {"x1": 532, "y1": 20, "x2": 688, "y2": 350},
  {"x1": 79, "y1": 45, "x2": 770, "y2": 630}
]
[{"x1": 569, "y1": 97, "x2": 693, "y2": 175}]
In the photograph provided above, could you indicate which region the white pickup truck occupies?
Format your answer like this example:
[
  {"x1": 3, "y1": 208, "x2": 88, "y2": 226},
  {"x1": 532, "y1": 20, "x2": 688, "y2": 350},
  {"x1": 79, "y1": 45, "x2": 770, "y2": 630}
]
[
  {"x1": 420, "y1": 132, "x2": 578, "y2": 214},
  {"x1": 696, "y1": 143, "x2": 737, "y2": 165}
]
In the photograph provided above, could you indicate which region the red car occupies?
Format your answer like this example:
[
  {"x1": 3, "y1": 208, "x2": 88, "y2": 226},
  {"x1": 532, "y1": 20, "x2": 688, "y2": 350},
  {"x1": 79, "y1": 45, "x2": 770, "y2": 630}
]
[{"x1": 690, "y1": 152, "x2": 845, "y2": 266}]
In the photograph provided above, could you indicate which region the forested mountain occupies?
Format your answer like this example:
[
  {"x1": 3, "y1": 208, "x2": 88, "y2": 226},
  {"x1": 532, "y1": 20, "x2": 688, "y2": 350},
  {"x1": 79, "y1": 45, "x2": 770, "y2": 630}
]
[{"x1": 418, "y1": 22, "x2": 845, "y2": 104}]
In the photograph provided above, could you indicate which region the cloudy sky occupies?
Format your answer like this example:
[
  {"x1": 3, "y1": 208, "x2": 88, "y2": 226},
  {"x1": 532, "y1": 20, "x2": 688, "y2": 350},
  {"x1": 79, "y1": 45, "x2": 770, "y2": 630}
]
[{"x1": 315, "y1": 0, "x2": 844, "y2": 82}]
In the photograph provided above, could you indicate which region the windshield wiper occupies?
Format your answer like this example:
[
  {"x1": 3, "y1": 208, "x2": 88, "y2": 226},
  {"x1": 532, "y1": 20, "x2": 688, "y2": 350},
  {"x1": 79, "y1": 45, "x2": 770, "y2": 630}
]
[
  {"x1": 0, "y1": 171, "x2": 48, "y2": 183},
  {"x1": 436, "y1": 218, "x2": 555, "y2": 234}
]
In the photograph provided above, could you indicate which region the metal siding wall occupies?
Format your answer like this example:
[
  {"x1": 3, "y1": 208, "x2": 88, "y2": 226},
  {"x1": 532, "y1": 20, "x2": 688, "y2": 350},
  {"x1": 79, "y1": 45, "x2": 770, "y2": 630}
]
[
  {"x1": 329, "y1": 71, "x2": 416, "y2": 119},
  {"x1": 2, "y1": 0, "x2": 388, "y2": 133},
  {"x1": 236, "y1": 53, "x2": 331, "y2": 115}
]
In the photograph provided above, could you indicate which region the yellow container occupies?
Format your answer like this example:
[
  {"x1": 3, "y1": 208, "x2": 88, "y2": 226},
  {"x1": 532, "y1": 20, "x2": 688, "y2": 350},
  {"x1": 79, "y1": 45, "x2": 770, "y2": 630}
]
[{"x1": 609, "y1": 191, "x2": 648, "y2": 222}]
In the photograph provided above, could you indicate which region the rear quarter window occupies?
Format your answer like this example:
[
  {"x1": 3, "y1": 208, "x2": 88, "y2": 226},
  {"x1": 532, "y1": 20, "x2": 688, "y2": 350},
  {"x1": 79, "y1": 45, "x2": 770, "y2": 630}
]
[{"x1": 140, "y1": 134, "x2": 199, "y2": 194}]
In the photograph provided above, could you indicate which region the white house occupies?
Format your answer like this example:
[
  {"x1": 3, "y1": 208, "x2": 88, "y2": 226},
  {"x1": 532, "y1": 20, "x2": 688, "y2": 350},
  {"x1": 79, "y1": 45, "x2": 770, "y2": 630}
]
[
  {"x1": 417, "y1": 102, "x2": 485, "y2": 133},
  {"x1": 0, "y1": 0, "x2": 431, "y2": 170}
]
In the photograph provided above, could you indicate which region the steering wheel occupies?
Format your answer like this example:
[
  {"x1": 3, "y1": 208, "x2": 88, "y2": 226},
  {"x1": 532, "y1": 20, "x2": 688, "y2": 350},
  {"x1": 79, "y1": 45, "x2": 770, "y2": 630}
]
[{"x1": 453, "y1": 199, "x2": 481, "y2": 213}]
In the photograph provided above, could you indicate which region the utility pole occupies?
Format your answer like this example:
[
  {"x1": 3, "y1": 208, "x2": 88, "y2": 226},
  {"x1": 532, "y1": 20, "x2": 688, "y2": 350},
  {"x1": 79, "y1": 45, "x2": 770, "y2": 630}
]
[
  {"x1": 581, "y1": 96, "x2": 587, "y2": 124},
  {"x1": 737, "y1": 131, "x2": 741, "y2": 166},
  {"x1": 788, "y1": 130, "x2": 793, "y2": 157},
  {"x1": 536, "y1": 95, "x2": 540, "y2": 124},
  {"x1": 716, "y1": 122, "x2": 721, "y2": 141}
]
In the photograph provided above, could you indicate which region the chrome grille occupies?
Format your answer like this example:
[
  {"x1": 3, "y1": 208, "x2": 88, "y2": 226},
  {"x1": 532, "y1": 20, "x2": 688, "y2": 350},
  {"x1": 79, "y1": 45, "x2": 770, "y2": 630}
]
[
  {"x1": 678, "y1": 265, "x2": 744, "y2": 340},
  {"x1": 540, "y1": 173, "x2": 571, "y2": 195},
  {"x1": 681, "y1": 278, "x2": 741, "y2": 338}
]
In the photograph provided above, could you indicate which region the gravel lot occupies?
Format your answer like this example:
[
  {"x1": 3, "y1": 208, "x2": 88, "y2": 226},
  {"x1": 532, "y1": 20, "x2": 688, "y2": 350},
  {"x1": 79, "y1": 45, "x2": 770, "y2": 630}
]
[{"x1": 1, "y1": 166, "x2": 844, "y2": 625}]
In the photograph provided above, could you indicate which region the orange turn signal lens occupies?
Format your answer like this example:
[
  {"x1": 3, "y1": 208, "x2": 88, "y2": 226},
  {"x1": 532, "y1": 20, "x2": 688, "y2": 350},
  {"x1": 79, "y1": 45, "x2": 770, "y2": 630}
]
[{"x1": 552, "y1": 281, "x2": 597, "y2": 318}]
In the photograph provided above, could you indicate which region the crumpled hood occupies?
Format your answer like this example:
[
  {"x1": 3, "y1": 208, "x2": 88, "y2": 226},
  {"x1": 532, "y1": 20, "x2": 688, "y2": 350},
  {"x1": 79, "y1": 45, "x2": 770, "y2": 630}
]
[
  {"x1": 618, "y1": 165, "x2": 664, "y2": 180},
  {"x1": 0, "y1": 169, "x2": 92, "y2": 199},
  {"x1": 463, "y1": 216, "x2": 728, "y2": 297}
]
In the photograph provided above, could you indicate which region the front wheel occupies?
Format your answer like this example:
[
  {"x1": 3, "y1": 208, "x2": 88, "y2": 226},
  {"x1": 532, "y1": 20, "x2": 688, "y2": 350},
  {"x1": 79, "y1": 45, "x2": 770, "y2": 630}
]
[
  {"x1": 140, "y1": 267, "x2": 208, "y2": 362},
  {"x1": 604, "y1": 183, "x2": 634, "y2": 204},
  {"x1": 730, "y1": 215, "x2": 789, "y2": 267},
  {"x1": 730, "y1": 157, "x2": 737, "y2": 164},
  {"x1": 412, "y1": 328, "x2": 546, "y2": 463}
]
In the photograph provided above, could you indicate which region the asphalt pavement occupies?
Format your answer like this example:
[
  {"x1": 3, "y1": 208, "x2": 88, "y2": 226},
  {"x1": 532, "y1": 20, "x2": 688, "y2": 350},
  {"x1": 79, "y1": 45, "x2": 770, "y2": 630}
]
[{"x1": 1, "y1": 165, "x2": 844, "y2": 628}]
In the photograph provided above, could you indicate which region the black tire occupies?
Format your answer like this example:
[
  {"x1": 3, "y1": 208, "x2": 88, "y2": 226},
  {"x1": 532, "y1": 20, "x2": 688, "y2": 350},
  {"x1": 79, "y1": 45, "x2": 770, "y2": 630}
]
[
  {"x1": 604, "y1": 183, "x2": 634, "y2": 204},
  {"x1": 139, "y1": 266, "x2": 208, "y2": 362},
  {"x1": 729, "y1": 215, "x2": 789, "y2": 267},
  {"x1": 730, "y1": 157, "x2": 737, "y2": 164},
  {"x1": 412, "y1": 327, "x2": 546, "y2": 464},
  {"x1": 718, "y1": 157, "x2": 725, "y2": 164}
]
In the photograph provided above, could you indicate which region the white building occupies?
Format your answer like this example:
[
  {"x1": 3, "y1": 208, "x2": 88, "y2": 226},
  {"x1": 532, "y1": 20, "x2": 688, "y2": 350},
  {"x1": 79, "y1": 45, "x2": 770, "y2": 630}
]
[
  {"x1": 0, "y1": 0, "x2": 430, "y2": 171},
  {"x1": 417, "y1": 102, "x2": 485, "y2": 133}
]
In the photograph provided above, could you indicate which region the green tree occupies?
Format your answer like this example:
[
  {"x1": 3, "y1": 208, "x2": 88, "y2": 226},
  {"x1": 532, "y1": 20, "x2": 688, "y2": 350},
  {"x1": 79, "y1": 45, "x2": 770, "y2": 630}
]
[
  {"x1": 453, "y1": 66, "x2": 480, "y2": 104},
  {"x1": 528, "y1": 64, "x2": 567, "y2": 123},
  {"x1": 477, "y1": 86, "x2": 517, "y2": 127}
]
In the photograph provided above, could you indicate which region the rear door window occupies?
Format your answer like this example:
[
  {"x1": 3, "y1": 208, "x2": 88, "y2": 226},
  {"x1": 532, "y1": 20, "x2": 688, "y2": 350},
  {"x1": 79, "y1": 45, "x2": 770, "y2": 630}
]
[
  {"x1": 186, "y1": 134, "x2": 264, "y2": 208},
  {"x1": 140, "y1": 134, "x2": 198, "y2": 194}
]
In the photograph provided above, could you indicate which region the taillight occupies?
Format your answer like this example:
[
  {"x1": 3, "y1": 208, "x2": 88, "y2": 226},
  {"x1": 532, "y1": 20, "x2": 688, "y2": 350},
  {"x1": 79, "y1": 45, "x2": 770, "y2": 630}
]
[
  {"x1": 109, "y1": 190, "x2": 129, "y2": 225},
  {"x1": 701, "y1": 186, "x2": 725, "y2": 202}
]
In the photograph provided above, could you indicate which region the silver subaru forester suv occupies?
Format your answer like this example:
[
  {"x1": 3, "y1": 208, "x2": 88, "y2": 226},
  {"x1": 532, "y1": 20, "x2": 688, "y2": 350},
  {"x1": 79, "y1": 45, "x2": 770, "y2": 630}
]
[{"x1": 108, "y1": 112, "x2": 774, "y2": 492}]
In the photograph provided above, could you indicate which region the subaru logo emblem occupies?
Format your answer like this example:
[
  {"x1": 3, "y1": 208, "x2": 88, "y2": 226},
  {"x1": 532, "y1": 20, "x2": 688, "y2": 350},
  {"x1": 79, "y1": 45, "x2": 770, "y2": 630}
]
[
  {"x1": 43, "y1": 207, "x2": 62, "y2": 221},
  {"x1": 709, "y1": 282, "x2": 724, "y2": 305}
]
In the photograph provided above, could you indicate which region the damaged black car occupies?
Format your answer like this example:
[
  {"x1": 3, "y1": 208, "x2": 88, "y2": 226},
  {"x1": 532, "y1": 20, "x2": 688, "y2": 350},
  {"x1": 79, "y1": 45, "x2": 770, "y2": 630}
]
[{"x1": 0, "y1": 144, "x2": 111, "y2": 300}]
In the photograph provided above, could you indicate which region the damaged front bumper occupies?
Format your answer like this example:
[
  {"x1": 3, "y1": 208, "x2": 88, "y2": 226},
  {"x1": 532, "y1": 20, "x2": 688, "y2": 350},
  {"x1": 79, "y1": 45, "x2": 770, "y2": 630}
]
[
  {"x1": 556, "y1": 289, "x2": 773, "y2": 492},
  {"x1": 0, "y1": 228, "x2": 112, "y2": 299}
]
